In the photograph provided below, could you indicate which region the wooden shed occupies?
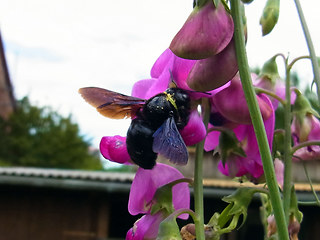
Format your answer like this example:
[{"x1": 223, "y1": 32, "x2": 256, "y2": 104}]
[{"x1": 0, "y1": 167, "x2": 319, "y2": 240}]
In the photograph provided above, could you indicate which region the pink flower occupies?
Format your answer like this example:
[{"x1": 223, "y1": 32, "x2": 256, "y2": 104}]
[
  {"x1": 205, "y1": 94, "x2": 275, "y2": 179},
  {"x1": 99, "y1": 135, "x2": 131, "y2": 164},
  {"x1": 170, "y1": 0, "x2": 234, "y2": 60},
  {"x1": 212, "y1": 75, "x2": 273, "y2": 124},
  {"x1": 126, "y1": 213, "x2": 164, "y2": 240},
  {"x1": 292, "y1": 114, "x2": 320, "y2": 161},
  {"x1": 179, "y1": 110, "x2": 207, "y2": 146},
  {"x1": 133, "y1": 48, "x2": 228, "y2": 99},
  {"x1": 126, "y1": 163, "x2": 190, "y2": 239}
]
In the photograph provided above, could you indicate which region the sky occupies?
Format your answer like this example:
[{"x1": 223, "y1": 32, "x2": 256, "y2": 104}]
[{"x1": 0, "y1": 0, "x2": 319, "y2": 153}]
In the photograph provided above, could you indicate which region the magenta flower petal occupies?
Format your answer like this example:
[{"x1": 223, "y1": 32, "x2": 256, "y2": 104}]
[
  {"x1": 212, "y1": 76, "x2": 273, "y2": 124},
  {"x1": 132, "y1": 68, "x2": 172, "y2": 100},
  {"x1": 274, "y1": 158, "x2": 284, "y2": 188},
  {"x1": 131, "y1": 78, "x2": 156, "y2": 99},
  {"x1": 126, "y1": 213, "x2": 164, "y2": 240},
  {"x1": 218, "y1": 155, "x2": 248, "y2": 177},
  {"x1": 128, "y1": 163, "x2": 189, "y2": 217},
  {"x1": 212, "y1": 94, "x2": 275, "y2": 179},
  {"x1": 150, "y1": 49, "x2": 174, "y2": 78},
  {"x1": 204, "y1": 123, "x2": 221, "y2": 151},
  {"x1": 170, "y1": 1, "x2": 234, "y2": 60},
  {"x1": 99, "y1": 136, "x2": 131, "y2": 164},
  {"x1": 187, "y1": 38, "x2": 238, "y2": 92},
  {"x1": 180, "y1": 110, "x2": 206, "y2": 146}
]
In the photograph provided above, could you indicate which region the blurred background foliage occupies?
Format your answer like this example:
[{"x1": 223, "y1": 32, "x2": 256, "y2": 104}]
[{"x1": 0, "y1": 97, "x2": 103, "y2": 170}]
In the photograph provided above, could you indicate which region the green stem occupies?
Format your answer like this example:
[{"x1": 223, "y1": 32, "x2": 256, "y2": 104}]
[
  {"x1": 298, "y1": 201, "x2": 320, "y2": 206},
  {"x1": 260, "y1": 194, "x2": 269, "y2": 240},
  {"x1": 254, "y1": 87, "x2": 286, "y2": 106},
  {"x1": 301, "y1": 159, "x2": 320, "y2": 206},
  {"x1": 173, "y1": 208, "x2": 199, "y2": 223},
  {"x1": 230, "y1": 1, "x2": 289, "y2": 239},
  {"x1": 216, "y1": 204, "x2": 233, "y2": 228},
  {"x1": 291, "y1": 140, "x2": 320, "y2": 154},
  {"x1": 288, "y1": 55, "x2": 310, "y2": 69},
  {"x1": 294, "y1": 0, "x2": 320, "y2": 104},
  {"x1": 193, "y1": 98, "x2": 210, "y2": 240},
  {"x1": 282, "y1": 63, "x2": 293, "y2": 223}
]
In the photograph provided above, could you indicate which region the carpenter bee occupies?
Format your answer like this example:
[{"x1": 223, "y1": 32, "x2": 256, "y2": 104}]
[{"x1": 79, "y1": 87, "x2": 192, "y2": 169}]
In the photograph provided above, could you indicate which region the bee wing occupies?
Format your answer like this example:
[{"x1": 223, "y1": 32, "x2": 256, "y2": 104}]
[
  {"x1": 152, "y1": 116, "x2": 188, "y2": 165},
  {"x1": 79, "y1": 87, "x2": 146, "y2": 119}
]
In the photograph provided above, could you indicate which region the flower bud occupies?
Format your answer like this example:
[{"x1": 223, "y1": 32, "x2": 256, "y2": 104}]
[
  {"x1": 258, "y1": 56, "x2": 280, "y2": 87},
  {"x1": 170, "y1": 0, "x2": 234, "y2": 60},
  {"x1": 99, "y1": 135, "x2": 131, "y2": 164},
  {"x1": 259, "y1": 0, "x2": 280, "y2": 36},
  {"x1": 292, "y1": 92, "x2": 320, "y2": 143},
  {"x1": 186, "y1": 38, "x2": 237, "y2": 91}
]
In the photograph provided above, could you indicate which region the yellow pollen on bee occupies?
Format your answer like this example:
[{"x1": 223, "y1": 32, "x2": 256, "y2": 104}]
[{"x1": 164, "y1": 92, "x2": 178, "y2": 110}]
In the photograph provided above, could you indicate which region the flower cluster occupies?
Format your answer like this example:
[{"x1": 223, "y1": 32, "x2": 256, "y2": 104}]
[
  {"x1": 169, "y1": 0, "x2": 238, "y2": 92},
  {"x1": 204, "y1": 74, "x2": 275, "y2": 180},
  {"x1": 82, "y1": 0, "x2": 320, "y2": 238}
]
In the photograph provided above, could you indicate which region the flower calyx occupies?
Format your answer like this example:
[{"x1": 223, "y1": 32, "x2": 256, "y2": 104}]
[
  {"x1": 214, "y1": 128, "x2": 246, "y2": 166},
  {"x1": 150, "y1": 178, "x2": 193, "y2": 216},
  {"x1": 258, "y1": 56, "x2": 281, "y2": 87}
]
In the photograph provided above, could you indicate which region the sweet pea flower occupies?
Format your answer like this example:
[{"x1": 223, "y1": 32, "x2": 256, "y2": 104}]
[
  {"x1": 292, "y1": 113, "x2": 320, "y2": 161},
  {"x1": 170, "y1": 0, "x2": 234, "y2": 60},
  {"x1": 205, "y1": 94, "x2": 275, "y2": 179},
  {"x1": 133, "y1": 48, "x2": 229, "y2": 100},
  {"x1": 212, "y1": 75, "x2": 273, "y2": 124},
  {"x1": 291, "y1": 93, "x2": 320, "y2": 161},
  {"x1": 253, "y1": 56, "x2": 296, "y2": 109},
  {"x1": 126, "y1": 163, "x2": 190, "y2": 239}
]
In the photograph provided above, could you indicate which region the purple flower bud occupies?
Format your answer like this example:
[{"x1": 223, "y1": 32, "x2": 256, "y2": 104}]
[
  {"x1": 99, "y1": 135, "x2": 131, "y2": 164},
  {"x1": 186, "y1": 38, "x2": 238, "y2": 91},
  {"x1": 180, "y1": 110, "x2": 206, "y2": 146},
  {"x1": 170, "y1": 1, "x2": 234, "y2": 60}
]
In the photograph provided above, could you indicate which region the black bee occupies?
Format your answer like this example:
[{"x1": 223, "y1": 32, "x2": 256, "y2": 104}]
[{"x1": 79, "y1": 87, "x2": 192, "y2": 169}]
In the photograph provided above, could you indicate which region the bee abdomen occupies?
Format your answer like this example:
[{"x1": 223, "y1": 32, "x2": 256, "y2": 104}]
[{"x1": 126, "y1": 118, "x2": 157, "y2": 169}]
